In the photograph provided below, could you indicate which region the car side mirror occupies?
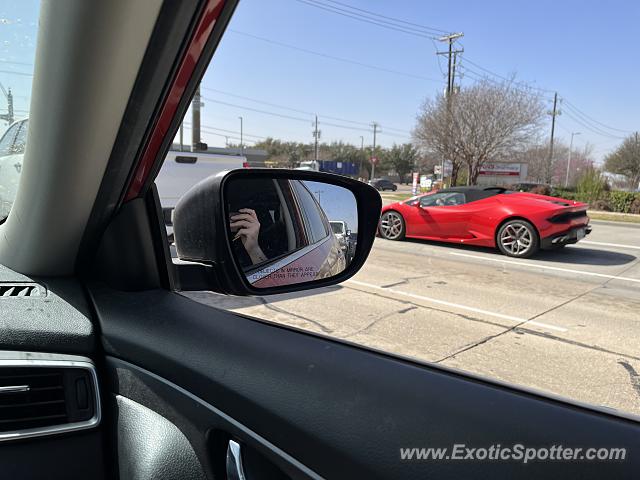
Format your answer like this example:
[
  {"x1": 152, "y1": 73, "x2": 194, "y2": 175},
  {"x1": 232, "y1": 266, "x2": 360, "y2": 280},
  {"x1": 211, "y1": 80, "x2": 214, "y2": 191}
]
[{"x1": 172, "y1": 169, "x2": 381, "y2": 295}]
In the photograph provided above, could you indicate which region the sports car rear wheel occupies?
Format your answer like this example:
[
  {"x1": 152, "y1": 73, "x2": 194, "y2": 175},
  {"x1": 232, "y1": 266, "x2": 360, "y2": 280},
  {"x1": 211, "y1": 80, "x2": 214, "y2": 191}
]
[
  {"x1": 379, "y1": 211, "x2": 405, "y2": 240},
  {"x1": 497, "y1": 219, "x2": 539, "y2": 258}
]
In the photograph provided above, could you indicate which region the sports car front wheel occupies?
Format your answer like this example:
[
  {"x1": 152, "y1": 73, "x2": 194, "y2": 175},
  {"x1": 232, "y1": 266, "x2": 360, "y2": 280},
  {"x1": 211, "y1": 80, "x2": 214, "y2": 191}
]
[
  {"x1": 496, "y1": 219, "x2": 539, "y2": 258},
  {"x1": 379, "y1": 211, "x2": 405, "y2": 240}
]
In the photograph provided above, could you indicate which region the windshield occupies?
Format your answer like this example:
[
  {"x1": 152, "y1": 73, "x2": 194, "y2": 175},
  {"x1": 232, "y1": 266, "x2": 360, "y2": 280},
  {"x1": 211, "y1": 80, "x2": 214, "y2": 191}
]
[{"x1": 0, "y1": 1, "x2": 39, "y2": 222}]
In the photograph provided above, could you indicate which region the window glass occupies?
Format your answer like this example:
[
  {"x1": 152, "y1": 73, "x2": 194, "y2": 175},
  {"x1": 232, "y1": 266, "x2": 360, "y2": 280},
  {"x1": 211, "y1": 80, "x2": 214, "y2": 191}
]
[
  {"x1": 420, "y1": 192, "x2": 465, "y2": 207},
  {"x1": 0, "y1": 122, "x2": 19, "y2": 157},
  {"x1": 0, "y1": 1, "x2": 40, "y2": 221},
  {"x1": 165, "y1": 0, "x2": 640, "y2": 420},
  {"x1": 292, "y1": 180, "x2": 329, "y2": 243},
  {"x1": 11, "y1": 120, "x2": 28, "y2": 155}
]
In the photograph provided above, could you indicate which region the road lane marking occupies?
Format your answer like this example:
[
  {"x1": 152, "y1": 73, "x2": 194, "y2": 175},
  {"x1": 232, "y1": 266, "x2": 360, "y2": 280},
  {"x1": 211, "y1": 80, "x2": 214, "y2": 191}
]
[
  {"x1": 448, "y1": 252, "x2": 640, "y2": 284},
  {"x1": 347, "y1": 279, "x2": 568, "y2": 332},
  {"x1": 581, "y1": 240, "x2": 640, "y2": 250}
]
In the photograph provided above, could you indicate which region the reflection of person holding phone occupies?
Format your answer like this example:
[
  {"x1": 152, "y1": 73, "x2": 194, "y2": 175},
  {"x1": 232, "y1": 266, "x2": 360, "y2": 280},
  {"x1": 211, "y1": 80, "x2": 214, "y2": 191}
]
[{"x1": 230, "y1": 208, "x2": 268, "y2": 265}]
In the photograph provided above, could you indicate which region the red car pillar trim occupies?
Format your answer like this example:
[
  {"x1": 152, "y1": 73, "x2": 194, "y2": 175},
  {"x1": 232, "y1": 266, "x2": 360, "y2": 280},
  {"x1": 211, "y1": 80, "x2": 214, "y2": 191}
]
[{"x1": 125, "y1": 0, "x2": 226, "y2": 202}]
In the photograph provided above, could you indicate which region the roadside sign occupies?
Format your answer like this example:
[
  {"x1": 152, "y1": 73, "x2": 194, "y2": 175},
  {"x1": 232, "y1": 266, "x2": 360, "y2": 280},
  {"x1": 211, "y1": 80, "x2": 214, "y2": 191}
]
[
  {"x1": 434, "y1": 165, "x2": 442, "y2": 175},
  {"x1": 412, "y1": 172, "x2": 419, "y2": 195},
  {"x1": 370, "y1": 156, "x2": 378, "y2": 165}
]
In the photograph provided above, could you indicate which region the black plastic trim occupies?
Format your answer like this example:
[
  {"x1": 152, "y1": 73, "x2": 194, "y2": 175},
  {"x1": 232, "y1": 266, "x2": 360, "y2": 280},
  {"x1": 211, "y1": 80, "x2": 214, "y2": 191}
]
[{"x1": 91, "y1": 285, "x2": 640, "y2": 479}]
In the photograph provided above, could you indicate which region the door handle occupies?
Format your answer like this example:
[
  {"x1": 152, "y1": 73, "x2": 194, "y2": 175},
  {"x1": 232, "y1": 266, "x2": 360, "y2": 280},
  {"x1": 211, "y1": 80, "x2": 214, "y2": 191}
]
[{"x1": 226, "y1": 439, "x2": 247, "y2": 480}]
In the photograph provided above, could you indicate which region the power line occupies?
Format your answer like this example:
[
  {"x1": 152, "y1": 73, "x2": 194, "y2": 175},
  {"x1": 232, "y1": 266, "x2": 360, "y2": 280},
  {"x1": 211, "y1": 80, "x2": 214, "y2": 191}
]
[
  {"x1": 0, "y1": 69, "x2": 33, "y2": 77},
  {"x1": 461, "y1": 57, "x2": 555, "y2": 94},
  {"x1": 561, "y1": 109, "x2": 625, "y2": 140},
  {"x1": 320, "y1": 0, "x2": 449, "y2": 34},
  {"x1": 201, "y1": 87, "x2": 411, "y2": 134},
  {"x1": 183, "y1": 121, "x2": 266, "y2": 140},
  {"x1": 228, "y1": 30, "x2": 440, "y2": 83},
  {"x1": 201, "y1": 96, "x2": 412, "y2": 138},
  {"x1": 292, "y1": 0, "x2": 440, "y2": 39},
  {"x1": 562, "y1": 99, "x2": 633, "y2": 134}
]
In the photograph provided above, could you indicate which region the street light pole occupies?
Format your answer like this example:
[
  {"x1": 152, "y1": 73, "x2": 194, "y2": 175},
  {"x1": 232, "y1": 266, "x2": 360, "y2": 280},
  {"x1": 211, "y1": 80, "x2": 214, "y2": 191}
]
[
  {"x1": 238, "y1": 116, "x2": 244, "y2": 157},
  {"x1": 565, "y1": 132, "x2": 580, "y2": 187}
]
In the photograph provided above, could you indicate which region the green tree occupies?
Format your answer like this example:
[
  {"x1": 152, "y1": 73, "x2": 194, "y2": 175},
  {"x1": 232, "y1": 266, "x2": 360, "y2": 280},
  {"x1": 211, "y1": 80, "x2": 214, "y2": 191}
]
[
  {"x1": 382, "y1": 143, "x2": 418, "y2": 183},
  {"x1": 604, "y1": 134, "x2": 640, "y2": 190},
  {"x1": 576, "y1": 167, "x2": 609, "y2": 204}
]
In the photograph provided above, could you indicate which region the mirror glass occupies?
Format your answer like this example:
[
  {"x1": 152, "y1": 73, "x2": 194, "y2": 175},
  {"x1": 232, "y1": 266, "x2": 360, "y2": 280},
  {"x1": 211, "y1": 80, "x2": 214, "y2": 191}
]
[{"x1": 225, "y1": 177, "x2": 358, "y2": 288}]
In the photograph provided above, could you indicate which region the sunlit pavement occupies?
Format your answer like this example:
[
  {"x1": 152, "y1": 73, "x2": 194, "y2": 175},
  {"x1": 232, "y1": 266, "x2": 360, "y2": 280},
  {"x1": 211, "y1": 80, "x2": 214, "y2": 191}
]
[{"x1": 184, "y1": 219, "x2": 640, "y2": 418}]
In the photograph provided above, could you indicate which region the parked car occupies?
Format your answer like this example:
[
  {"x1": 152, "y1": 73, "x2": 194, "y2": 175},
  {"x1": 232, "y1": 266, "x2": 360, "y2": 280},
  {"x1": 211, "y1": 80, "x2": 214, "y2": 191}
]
[
  {"x1": 369, "y1": 178, "x2": 397, "y2": 191},
  {"x1": 0, "y1": 119, "x2": 28, "y2": 219},
  {"x1": 379, "y1": 186, "x2": 592, "y2": 258}
]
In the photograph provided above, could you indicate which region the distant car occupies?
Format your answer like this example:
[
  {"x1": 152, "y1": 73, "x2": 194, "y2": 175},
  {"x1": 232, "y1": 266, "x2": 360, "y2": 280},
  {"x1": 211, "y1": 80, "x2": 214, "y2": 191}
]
[
  {"x1": 330, "y1": 220, "x2": 349, "y2": 251},
  {"x1": 379, "y1": 186, "x2": 592, "y2": 258},
  {"x1": 369, "y1": 178, "x2": 397, "y2": 191}
]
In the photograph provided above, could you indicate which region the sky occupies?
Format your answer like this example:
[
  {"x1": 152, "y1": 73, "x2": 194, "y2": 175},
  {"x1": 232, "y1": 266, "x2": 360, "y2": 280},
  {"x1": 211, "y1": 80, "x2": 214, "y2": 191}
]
[{"x1": 1, "y1": 0, "x2": 639, "y2": 164}]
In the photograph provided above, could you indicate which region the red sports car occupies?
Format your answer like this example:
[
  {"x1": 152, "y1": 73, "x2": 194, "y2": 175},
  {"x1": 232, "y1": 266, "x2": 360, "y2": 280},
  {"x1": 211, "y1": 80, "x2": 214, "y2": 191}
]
[{"x1": 379, "y1": 186, "x2": 592, "y2": 258}]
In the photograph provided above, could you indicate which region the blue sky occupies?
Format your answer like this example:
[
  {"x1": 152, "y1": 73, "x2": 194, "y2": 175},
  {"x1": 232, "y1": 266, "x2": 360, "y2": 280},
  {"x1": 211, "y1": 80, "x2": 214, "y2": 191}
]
[{"x1": 1, "y1": 0, "x2": 638, "y2": 163}]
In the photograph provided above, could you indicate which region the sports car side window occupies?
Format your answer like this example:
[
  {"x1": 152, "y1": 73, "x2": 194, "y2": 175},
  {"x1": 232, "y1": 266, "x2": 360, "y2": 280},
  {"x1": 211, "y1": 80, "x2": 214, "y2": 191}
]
[{"x1": 421, "y1": 192, "x2": 465, "y2": 207}]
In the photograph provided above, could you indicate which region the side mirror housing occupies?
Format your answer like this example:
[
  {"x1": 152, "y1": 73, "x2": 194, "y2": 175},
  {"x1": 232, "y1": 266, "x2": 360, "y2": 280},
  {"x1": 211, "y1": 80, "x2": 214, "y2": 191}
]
[{"x1": 172, "y1": 169, "x2": 381, "y2": 295}]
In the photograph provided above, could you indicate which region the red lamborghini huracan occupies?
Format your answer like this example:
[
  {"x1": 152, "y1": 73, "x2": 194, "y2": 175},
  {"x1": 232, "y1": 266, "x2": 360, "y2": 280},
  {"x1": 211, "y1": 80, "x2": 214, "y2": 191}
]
[{"x1": 379, "y1": 186, "x2": 592, "y2": 258}]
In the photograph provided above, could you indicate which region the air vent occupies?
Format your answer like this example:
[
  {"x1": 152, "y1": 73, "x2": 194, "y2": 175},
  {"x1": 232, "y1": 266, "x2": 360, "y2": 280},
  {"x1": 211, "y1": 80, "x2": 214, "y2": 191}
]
[
  {"x1": 0, "y1": 356, "x2": 100, "y2": 441},
  {"x1": 0, "y1": 368, "x2": 68, "y2": 431},
  {"x1": 0, "y1": 283, "x2": 44, "y2": 297}
]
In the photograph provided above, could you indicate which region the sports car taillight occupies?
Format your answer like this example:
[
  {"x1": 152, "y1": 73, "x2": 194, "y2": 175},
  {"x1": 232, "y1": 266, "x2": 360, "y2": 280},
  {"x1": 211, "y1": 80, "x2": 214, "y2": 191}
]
[{"x1": 548, "y1": 211, "x2": 588, "y2": 223}]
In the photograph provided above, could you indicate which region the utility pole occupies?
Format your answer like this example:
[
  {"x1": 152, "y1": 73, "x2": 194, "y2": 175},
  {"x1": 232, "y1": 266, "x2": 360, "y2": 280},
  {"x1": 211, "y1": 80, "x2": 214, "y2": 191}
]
[
  {"x1": 437, "y1": 33, "x2": 464, "y2": 186},
  {"x1": 565, "y1": 131, "x2": 580, "y2": 187},
  {"x1": 191, "y1": 85, "x2": 201, "y2": 152},
  {"x1": 313, "y1": 115, "x2": 321, "y2": 169},
  {"x1": 359, "y1": 135, "x2": 364, "y2": 179},
  {"x1": 179, "y1": 123, "x2": 184, "y2": 151},
  {"x1": 238, "y1": 116, "x2": 244, "y2": 157},
  {"x1": 371, "y1": 122, "x2": 379, "y2": 181},
  {"x1": 546, "y1": 92, "x2": 561, "y2": 184},
  {"x1": 0, "y1": 83, "x2": 14, "y2": 125}
]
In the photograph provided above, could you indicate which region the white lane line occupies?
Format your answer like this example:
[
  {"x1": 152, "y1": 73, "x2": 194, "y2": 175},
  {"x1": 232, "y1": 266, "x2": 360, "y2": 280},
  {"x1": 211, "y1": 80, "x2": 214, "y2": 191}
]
[
  {"x1": 581, "y1": 240, "x2": 640, "y2": 250},
  {"x1": 448, "y1": 252, "x2": 640, "y2": 284},
  {"x1": 347, "y1": 279, "x2": 567, "y2": 332}
]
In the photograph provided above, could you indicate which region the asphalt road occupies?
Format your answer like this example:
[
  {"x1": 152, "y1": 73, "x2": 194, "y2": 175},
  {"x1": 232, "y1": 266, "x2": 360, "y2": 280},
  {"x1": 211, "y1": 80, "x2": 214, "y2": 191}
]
[{"x1": 184, "y1": 218, "x2": 640, "y2": 418}]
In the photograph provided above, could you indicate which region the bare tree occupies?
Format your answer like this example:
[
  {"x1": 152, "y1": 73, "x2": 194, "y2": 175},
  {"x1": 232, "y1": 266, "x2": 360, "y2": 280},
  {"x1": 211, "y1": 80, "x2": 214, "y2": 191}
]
[
  {"x1": 413, "y1": 97, "x2": 464, "y2": 185},
  {"x1": 604, "y1": 133, "x2": 640, "y2": 190},
  {"x1": 414, "y1": 79, "x2": 545, "y2": 185}
]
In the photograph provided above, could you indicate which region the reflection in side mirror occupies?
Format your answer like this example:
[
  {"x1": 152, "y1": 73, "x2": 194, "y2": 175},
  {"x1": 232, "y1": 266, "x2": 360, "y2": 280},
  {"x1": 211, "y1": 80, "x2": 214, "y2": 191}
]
[
  {"x1": 225, "y1": 178, "x2": 357, "y2": 289},
  {"x1": 172, "y1": 169, "x2": 381, "y2": 296}
]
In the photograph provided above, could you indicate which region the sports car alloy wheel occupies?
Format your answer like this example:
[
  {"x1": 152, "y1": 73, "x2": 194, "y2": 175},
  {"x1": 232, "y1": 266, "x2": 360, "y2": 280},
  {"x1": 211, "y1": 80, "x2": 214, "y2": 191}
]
[
  {"x1": 497, "y1": 220, "x2": 538, "y2": 258},
  {"x1": 379, "y1": 211, "x2": 405, "y2": 240}
]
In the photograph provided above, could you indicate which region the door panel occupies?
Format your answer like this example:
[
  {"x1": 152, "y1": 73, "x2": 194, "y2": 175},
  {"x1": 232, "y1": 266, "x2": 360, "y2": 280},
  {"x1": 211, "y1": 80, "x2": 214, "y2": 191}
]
[{"x1": 90, "y1": 284, "x2": 639, "y2": 479}]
